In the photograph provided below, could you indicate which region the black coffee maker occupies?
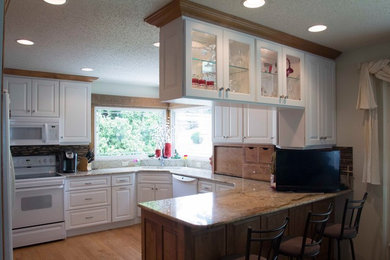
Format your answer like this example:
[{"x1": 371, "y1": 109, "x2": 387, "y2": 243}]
[{"x1": 58, "y1": 151, "x2": 77, "y2": 173}]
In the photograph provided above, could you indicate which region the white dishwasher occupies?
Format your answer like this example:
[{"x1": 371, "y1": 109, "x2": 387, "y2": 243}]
[{"x1": 172, "y1": 174, "x2": 198, "y2": 198}]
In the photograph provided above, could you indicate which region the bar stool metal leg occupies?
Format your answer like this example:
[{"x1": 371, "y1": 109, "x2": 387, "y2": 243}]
[
  {"x1": 337, "y1": 239, "x2": 341, "y2": 260},
  {"x1": 327, "y1": 238, "x2": 332, "y2": 260}
]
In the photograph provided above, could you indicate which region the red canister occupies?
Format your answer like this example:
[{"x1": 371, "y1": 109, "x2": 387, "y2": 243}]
[{"x1": 163, "y1": 143, "x2": 172, "y2": 158}]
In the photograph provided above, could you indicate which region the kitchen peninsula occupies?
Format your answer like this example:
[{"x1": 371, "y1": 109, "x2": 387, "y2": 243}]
[{"x1": 139, "y1": 179, "x2": 350, "y2": 260}]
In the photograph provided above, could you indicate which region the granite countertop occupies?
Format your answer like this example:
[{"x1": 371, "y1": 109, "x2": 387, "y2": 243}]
[
  {"x1": 59, "y1": 166, "x2": 234, "y2": 185},
  {"x1": 138, "y1": 179, "x2": 351, "y2": 228}
]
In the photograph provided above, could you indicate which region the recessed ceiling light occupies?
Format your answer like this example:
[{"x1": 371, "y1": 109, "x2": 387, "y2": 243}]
[
  {"x1": 16, "y1": 39, "x2": 34, "y2": 46},
  {"x1": 81, "y1": 67, "x2": 94, "y2": 72},
  {"x1": 43, "y1": 0, "x2": 67, "y2": 5},
  {"x1": 243, "y1": 0, "x2": 265, "y2": 8},
  {"x1": 308, "y1": 25, "x2": 327, "y2": 32},
  {"x1": 153, "y1": 42, "x2": 160, "y2": 47}
]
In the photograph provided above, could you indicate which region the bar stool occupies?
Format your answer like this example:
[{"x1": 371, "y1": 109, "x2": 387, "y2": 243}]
[
  {"x1": 279, "y1": 203, "x2": 333, "y2": 260},
  {"x1": 222, "y1": 217, "x2": 289, "y2": 260},
  {"x1": 324, "y1": 192, "x2": 368, "y2": 260}
]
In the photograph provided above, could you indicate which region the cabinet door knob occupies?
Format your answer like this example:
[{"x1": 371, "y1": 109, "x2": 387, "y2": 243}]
[
  {"x1": 60, "y1": 136, "x2": 64, "y2": 139},
  {"x1": 32, "y1": 110, "x2": 35, "y2": 113},
  {"x1": 270, "y1": 136, "x2": 275, "y2": 139},
  {"x1": 27, "y1": 109, "x2": 30, "y2": 112}
]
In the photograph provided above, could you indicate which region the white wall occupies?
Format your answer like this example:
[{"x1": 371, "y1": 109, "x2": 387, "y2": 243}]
[
  {"x1": 336, "y1": 41, "x2": 390, "y2": 259},
  {"x1": 92, "y1": 81, "x2": 159, "y2": 98}
]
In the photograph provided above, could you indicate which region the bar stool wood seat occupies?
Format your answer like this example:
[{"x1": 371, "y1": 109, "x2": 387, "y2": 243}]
[
  {"x1": 222, "y1": 218, "x2": 289, "y2": 260},
  {"x1": 279, "y1": 203, "x2": 333, "y2": 260},
  {"x1": 324, "y1": 192, "x2": 368, "y2": 260}
]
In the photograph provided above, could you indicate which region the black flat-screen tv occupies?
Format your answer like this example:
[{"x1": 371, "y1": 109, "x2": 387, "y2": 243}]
[{"x1": 275, "y1": 149, "x2": 341, "y2": 193}]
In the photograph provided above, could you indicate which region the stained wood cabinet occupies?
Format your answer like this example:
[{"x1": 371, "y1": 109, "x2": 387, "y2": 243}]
[
  {"x1": 59, "y1": 81, "x2": 91, "y2": 144},
  {"x1": 4, "y1": 76, "x2": 59, "y2": 117},
  {"x1": 213, "y1": 102, "x2": 276, "y2": 144}
]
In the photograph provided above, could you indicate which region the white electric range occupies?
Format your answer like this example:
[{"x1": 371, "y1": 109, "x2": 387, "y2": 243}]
[{"x1": 12, "y1": 155, "x2": 66, "y2": 248}]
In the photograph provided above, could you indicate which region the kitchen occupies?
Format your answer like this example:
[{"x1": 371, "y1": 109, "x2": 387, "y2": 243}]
[{"x1": 1, "y1": 0, "x2": 390, "y2": 260}]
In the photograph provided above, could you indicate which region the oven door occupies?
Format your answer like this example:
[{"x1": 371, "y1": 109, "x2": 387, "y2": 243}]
[{"x1": 13, "y1": 185, "x2": 64, "y2": 229}]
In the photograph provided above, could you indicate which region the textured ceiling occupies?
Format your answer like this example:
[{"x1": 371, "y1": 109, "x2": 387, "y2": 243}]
[{"x1": 4, "y1": 0, "x2": 390, "y2": 91}]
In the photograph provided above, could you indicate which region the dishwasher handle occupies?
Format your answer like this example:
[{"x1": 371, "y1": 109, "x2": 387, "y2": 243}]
[{"x1": 172, "y1": 174, "x2": 197, "y2": 182}]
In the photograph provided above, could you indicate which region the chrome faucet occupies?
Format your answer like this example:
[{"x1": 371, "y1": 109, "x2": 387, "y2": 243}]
[{"x1": 160, "y1": 157, "x2": 165, "y2": 167}]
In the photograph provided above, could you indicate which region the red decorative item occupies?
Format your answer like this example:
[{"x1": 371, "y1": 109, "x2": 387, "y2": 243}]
[
  {"x1": 163, "y1": 143, "x2": 172, "y2": 158},
  {"x1": 155, "y1": 149, "x2": 161, "y2": 158},
  {"x1": 286, "y1": 58, "x2": 294, "y2": 77}
]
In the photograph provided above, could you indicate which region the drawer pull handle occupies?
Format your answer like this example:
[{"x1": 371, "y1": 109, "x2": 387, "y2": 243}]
[
  {"x1": 84, "y1": 198, "x2": 93, "y2": 201},
  {"x1": 119, "y1": 180, "x2": 127, "y2": 182},
  {"x1": 84, "y1": 182, "x2": 92, "y2": 185},
  {"x1": 119, "y1": 187, "x2": 127, "y2": 190},
  {"x1": 85, "y1": 216, "x2": 93, "y2": 220}
]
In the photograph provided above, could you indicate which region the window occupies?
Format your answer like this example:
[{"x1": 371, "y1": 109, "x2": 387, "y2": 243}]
[
  {"x1": 172, "y1": 106, "x2": 212, "y2": 158},
  {"x1": 95, "y1": 107, "x2": 166, "y2": 158}
]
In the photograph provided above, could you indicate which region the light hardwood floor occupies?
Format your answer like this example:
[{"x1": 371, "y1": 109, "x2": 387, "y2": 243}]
[{"x1": 13, "y1": 224, "x2": 142, "y2": 260}]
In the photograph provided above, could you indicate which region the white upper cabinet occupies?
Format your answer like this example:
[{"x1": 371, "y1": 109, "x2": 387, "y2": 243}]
[
  {"x1": 256, "y1": 40, "x2": 283, "y2": 105},
  {"x1": 243, "y1": 104, "x2": 277, "y2": 144},
  {"x1": 161, "y1": 18, "x2": 256, "y2": 103},
  {"x1": 223, "y1": 31, "x2": 255, "y2": 101},
  {"x1": 213, "y1": 102, "x2": 243, "y2": 143},
  {"x1": 31, "y1": 79, "x2": 60, "y2": 117},
  {"x1": 213, "y1": 102, "x2": 276, "y2": 144},
  {"x1": 4, "y1": 76, "x2": 59, "y2": 117},
  {"x1": 185, "y1": 21, "x2": 223, "y2": 99},
  {"x1": 4, "y1": 76, "x2": 31, "y2": 117},
  {"x1": 278, "y1": 54, "x2": 335, "y2": 148},
  {"x1": 59, "y1": 81, "x2": 91, "y2": 144},
  {"x1": 283, "y1": 47, "x2": 305, "y2": 107},
  {"x1": 305, "y1": 54, "x2": 336, "y2": 146},
  {"x1": 256, "y1": 42, "x2": 304, "y2": 107}
]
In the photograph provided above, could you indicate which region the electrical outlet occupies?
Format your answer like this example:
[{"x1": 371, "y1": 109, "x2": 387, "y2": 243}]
[{"x1": 121, "y1": 161, "x2": 129, "y2": 167}]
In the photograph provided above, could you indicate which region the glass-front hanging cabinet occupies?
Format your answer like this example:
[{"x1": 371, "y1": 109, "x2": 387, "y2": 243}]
[{"x1": 185, "y1": 20, "x2": 255, "y2": 101}]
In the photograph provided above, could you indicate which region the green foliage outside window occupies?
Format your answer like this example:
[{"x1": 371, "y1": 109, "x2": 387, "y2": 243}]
[{"x1": 95, "y1": 108, "x2": 165, "y2": 157}]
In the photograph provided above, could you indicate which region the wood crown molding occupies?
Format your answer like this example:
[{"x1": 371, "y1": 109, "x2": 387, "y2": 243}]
[
  {"x1": 3, "y1": 68, "x2": 99, "y2": 82},
  {"x1": 92, "y1": 94, "x2": 169, "y2": 109},
  {"x1": 144, "y1": 0, "x2": 342, "y2": 59}
]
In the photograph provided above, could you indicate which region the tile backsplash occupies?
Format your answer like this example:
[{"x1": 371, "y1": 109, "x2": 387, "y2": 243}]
[{"x1": 11, "y1": 145, "x2": 89, "y2": 157}]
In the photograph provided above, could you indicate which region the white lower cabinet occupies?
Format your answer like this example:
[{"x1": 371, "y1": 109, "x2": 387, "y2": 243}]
[
  {"x1": 112, "y1": 174, "x2": 136, "y2": 222},
  {"x1": 198, "y1": 180, "x2": 235, "y2": 193},
  {"x1": 65, "y1": 173, "x2": 136, "y2": 231},
  {"x1": 215, "y1": 183, "x2": 234, "y2": 192},
  {"x1": 198, "y1": 180, "x2": 216, "y2": 193},
  {"x1": 137, "y1": 173, "x2": 173, "y2": 216}
]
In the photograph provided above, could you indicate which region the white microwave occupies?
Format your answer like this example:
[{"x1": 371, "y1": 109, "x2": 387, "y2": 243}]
[{"x1": 10, "y1": 120, "x2": 59, "y2": 146}]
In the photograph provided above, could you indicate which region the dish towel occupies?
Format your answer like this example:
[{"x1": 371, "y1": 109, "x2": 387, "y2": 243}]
[{"x1": 357, "y1": 59, "x2": 390, "y2": 185}]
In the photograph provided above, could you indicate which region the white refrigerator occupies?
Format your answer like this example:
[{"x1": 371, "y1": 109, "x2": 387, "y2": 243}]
[{"x1": 1, "y1": 90, "x2": 13, "y2": 260}]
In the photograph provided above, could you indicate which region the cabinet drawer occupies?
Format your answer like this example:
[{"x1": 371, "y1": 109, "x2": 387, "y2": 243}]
[
  {"x1": 215, "y1": 183, "x2": 234, "y2": 192},
  {"x1": 65, "y1": 188, "x2": 111, "y2": 210},
  {"x1": 65, "y1": 176, "x2": 111, "y2": 191},
  {"x1": 198, "y1": 180, "x2": 215, "y2": 193},
  {"x1": 244, "y1": 146, "x2": 259, "y2": 163},
  {"x1": 112, "y1": 173, "x2": 134, "y2": 186},
  {"x1": 137, "y1": 173, "x2": 172, "y2": 184},
  {"x1": 258, "y1": 146, "x2": 274, "y2": 163},
  {"x1": 65, "y1": 206, "x2": 111, "y2": 230},
  {"x1": 242, "y1": 164, "x2": 271, "y2": 181}
]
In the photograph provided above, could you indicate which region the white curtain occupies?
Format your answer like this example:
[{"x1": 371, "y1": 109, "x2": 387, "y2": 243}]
[{"x1": 357, "y1": 59, "x2": 390, "y2": 184}]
